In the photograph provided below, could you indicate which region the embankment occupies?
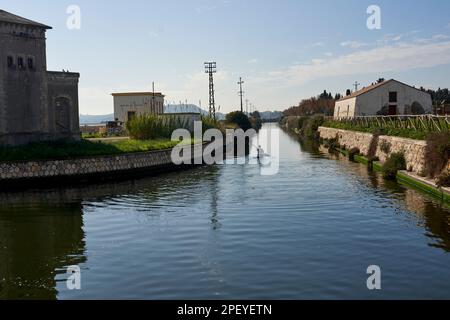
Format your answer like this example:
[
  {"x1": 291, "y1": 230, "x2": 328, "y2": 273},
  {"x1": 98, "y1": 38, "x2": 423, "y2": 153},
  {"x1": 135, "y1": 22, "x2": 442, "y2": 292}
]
[
  {"x1": 0, "y1": 143, "x2": 206, "y2": 186},
  {"x1": 317, "y1": 126, "x2": 450, "y2": 202}
]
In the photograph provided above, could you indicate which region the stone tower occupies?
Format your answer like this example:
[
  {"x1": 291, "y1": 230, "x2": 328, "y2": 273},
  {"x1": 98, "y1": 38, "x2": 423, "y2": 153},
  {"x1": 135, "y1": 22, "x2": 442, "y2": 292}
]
[{"x1": 0, "y1": 10, "x2": 80, "y2": 146}]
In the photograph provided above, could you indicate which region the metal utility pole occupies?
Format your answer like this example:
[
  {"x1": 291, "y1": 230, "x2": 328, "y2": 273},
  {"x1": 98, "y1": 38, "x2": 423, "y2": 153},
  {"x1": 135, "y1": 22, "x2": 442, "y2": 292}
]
[
  {"x1": 245, "y1": 99, "x2": 249, "y2": 115},
  {"x1": 204, "y1": 62, "x2": 217, "y2": 119},
  {"x1": 353, "y1": 81, "x2": 361, "y2": 92},
  {"x1": 238, "y1": 77, "x2": 244, "y2": 112}
]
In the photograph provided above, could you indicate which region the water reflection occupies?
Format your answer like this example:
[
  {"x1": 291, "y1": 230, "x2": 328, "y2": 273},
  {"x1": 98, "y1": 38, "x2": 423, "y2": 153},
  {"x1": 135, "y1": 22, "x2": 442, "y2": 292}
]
[
  {"x1": 314, "y1": 141, "x2": 450, "y2": 253},
  {"x1": 0, "y1": 165, "x2": 222, "y2": 299},
  {"x1": 0, "y1": 198, "x2": 85, "y2": 299},
  {"x1": 1, "y1": 125, "x2": 450, "y2": 299}
]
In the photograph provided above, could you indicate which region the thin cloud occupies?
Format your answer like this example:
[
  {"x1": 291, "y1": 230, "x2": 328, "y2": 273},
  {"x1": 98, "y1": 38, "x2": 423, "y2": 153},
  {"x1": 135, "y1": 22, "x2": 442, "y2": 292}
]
[
  {"x1": 414, "y1": 34, "x2": 450, "y2": 44},
  {"x1": 340, "y1": 41, "x2": 371, "y2": 49},
  {"x1": 258, "y1": 40, "x2": 450, "y2": 87},
  {"x1": 305, "y1": 42, "x2": 325, "y2": 48}
]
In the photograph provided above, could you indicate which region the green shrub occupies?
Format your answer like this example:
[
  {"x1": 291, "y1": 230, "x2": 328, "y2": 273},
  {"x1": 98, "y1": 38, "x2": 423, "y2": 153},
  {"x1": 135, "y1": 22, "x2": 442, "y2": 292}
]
[
  {"x1": 303, "y1": 115, "x2": 325, "y2": 139},
  {"x1": 348, "y1": 147, "x2": 360, "y2": 161},
  {"x1": 226, "y1": 111, "x2": 252, "y2": 131},
  {"x1": 379, "y1": 140, "x2": 391, "y2": 154},
  {"x1": 425, "y1": 132, "x2": 450, "y2": 178},
  {"x1": 298, "y1": 116, "x2": 308, "y2": 131},
  {"x1": 126, "y1": 114, "x2": 190, "y2": 140},
  {"x1": 324, "y1": 136, "x2": 340, "y2": 152},
  {"x1": 436, "y1": 170, "x2": 450, "y2": 188},
  {"x1": 382, "y1": 152, "x2": 406, "y2": 180},
  {"x1": 250, "y1": 117, "x2": 263, "y2": 131},
  {"x1": 201, "y1": 116, "x2": 224, "y2": 134}
]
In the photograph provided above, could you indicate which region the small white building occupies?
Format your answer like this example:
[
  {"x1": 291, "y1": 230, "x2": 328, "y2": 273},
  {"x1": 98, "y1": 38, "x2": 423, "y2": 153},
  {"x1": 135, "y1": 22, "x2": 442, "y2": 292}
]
[
  {"x1": 112, "y1": 92, "x2": 165, "y2": 123},
  {"x1": 334, "y1": 79, "x2": 432, "y2": 118}
]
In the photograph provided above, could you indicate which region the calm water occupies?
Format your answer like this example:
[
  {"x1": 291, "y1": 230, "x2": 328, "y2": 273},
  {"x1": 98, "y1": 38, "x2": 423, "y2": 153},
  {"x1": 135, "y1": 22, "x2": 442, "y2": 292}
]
[{"x1": 1, "y1": 124, "x2": 450, "y2": 300}]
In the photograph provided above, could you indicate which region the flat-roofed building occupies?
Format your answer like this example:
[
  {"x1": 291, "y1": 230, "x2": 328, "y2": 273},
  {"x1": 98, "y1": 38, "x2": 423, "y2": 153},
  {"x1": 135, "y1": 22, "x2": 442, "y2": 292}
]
[{"x1": 112, "y1": 92, "x2": 165, "y2": 123}]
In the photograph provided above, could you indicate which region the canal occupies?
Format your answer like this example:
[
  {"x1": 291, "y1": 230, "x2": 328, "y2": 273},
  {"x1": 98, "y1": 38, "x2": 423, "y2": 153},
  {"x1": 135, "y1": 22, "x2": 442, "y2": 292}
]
[{"x1": 0, "y1": 123, "x2": 449, "y2": 299}]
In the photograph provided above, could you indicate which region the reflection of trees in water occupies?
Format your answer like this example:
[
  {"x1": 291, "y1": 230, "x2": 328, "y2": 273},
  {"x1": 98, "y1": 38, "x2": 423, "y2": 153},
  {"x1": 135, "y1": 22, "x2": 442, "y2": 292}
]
[
  {"x1": 365, "y1": 174, "x2": 450, "y2": 251},
  {"x1": 302, "y1": 138, "x2": 450, "y2": 253},
  {"x1": 0, "y1": 166, "x2": 222, "y2": 299},
  {"x1": 0, "y1": 202, "x2": 85, "y2": 299},
  {"x1": 404, "y1": 193, "x2": 450, "y2": 252},
  {"x1": 298, "y1": 138, "x2": 322, "y2": 156}
]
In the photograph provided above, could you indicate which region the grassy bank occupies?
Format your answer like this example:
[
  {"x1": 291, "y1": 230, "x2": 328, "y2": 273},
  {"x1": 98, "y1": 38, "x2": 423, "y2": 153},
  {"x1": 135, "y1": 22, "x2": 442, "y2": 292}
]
[
  {"x1": 333, "y1": 146, "x2": 450, "y2": 203},
  {"x1": 0, "y1": 139, "x2": 188, "y2": 162},
  {"x1": 322, "y1": 120, "x2": 429, "y2": 140}
]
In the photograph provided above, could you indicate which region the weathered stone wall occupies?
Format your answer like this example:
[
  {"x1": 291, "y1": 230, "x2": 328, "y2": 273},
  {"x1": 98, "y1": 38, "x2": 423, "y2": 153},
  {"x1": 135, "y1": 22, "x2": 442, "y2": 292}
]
[
  {"x1": 0, "y1": 15, "x2": 80, "y2": 146},
  {"x1": 0, "y1": 144, "x2": 205, "y2": 182},
  {"x1": 47, "y1": 71, "x2": 81, "y2": 140},
  {"x1": 377, "y1": 136, "x2": 427, "y2": 174},
  {"x1": 318, "y1": 127, "x2": 427, "y2": 175}
]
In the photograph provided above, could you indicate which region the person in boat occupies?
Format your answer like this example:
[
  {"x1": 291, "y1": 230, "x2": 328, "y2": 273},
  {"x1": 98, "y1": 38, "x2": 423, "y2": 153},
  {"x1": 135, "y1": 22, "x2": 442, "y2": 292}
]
[{"x1": 257, "y1": 145, "x2": 264, "y2": 159}]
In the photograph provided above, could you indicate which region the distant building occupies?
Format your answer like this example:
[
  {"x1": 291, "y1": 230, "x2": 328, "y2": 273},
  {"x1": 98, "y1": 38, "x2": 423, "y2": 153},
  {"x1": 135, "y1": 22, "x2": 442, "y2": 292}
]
[
  {"x1": 334, "y1": 79, "x2": 432, "y2": 118},
  {"x1": 0, "y1": 10, "x2": 80, "y2": 146},
  {"x1": 112, "y1": 92, "x2": 165, "y2": 123}
]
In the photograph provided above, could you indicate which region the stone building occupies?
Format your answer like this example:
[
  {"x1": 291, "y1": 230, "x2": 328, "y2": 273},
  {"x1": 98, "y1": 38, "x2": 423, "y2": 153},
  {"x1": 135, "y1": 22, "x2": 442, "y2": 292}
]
[
  {"x1": 334, "y1": 79, "x2": 432, "y2": 118},
  {"x1": 112, "y1": 92, "x2": 165, "y2": 123},
  {"x1": 0, "y1": 10, "x2": 80, "y2": 146}
]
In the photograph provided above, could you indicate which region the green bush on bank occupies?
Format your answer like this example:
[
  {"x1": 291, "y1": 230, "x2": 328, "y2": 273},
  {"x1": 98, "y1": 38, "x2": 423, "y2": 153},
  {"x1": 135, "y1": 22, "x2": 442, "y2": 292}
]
[
  {"x1": 348, "y1": 147, "x2": 360, "y2": 161},
  {"x1": 226, "y1": 111, "x2": 253, "y2": 131},
  {"x1": 126, "y1": 114, "x2": 190, "y2": 140},
  {"x1": 425, "y1": 132, "x2": 450, "y2": 178},
  {"x1": 289, "y1": 115, "x2": 325, "y2": 139},
  {"x1": 382, "y1": 152, "x2": 406, "y2": 180},
  {"x1": 436, "y1": 170, "x2": 450, "y2": 188}
]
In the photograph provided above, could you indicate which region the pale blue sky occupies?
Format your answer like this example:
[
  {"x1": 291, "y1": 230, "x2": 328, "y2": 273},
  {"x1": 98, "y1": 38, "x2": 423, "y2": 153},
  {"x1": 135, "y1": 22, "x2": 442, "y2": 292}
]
[{"x1": 2, "y1": 0, "x2": 450, "y2": 114}]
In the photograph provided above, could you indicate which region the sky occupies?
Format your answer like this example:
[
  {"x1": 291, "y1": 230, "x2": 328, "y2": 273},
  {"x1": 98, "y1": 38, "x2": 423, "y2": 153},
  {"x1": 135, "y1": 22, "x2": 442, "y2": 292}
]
[{"x1": 2, "y1": 0, "x2": 450, "y2": 115}]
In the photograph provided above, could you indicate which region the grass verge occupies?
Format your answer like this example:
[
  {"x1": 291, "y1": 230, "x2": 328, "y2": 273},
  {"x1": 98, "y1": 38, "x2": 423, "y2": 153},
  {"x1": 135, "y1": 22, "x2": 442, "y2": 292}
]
[{"x1": 0, "y1": 139, "x2": 190, "y2": 162}]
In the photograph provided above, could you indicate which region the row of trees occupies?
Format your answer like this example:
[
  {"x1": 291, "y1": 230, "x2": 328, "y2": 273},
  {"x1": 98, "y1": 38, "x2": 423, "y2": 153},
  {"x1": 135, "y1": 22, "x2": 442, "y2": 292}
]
[
  {"x1": 420, "y1": 87, "x2": 450, "y2": 104},
  {"x1": 283, "y1": 90, "x2": 338, "y2": 117},
  {"x1": 284, "y1": 85, "x2": 450, "y2": 118}
]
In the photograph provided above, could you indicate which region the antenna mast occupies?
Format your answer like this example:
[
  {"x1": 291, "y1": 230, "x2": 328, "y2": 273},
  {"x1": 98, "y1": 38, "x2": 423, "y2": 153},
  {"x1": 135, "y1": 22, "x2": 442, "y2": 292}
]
[{"x1": 204, "y1": 62, "x2": 217, "y2": 119}]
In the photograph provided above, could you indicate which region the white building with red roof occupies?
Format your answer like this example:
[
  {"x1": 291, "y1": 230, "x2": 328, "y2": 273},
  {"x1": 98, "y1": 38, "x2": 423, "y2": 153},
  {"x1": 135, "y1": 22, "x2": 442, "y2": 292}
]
[{"x1": 334, "y1": 79, "x2": 432, "y2": 118}]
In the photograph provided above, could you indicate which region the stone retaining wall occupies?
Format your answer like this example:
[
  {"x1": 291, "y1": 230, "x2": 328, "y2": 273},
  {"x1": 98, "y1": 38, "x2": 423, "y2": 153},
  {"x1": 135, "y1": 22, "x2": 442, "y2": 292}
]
[
  {"x1": 0, "y1": 143, "x2": 205, "y2": 182},
  {"x1": 318, "y1": 127, "x2": 427, "y2": 175}
]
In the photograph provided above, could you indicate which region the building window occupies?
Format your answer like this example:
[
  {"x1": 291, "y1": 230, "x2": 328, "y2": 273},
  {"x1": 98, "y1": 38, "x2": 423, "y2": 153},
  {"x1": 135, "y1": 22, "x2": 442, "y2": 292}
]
[
  {"x1": 389, "y1": 92, "x2": 397, "y2": 103},
  {"x1": 7, "y1": 56, "x2": 14, "y2": 68},
  {"x1": 27, "y1": 57, "x2": 34, "y2": 70},
  {"x1": 127, "y1": 111, "x2": 136, "y2": 121},
  {"x1": 18, "y1": 56, "x2": 25, "y2": 69}
]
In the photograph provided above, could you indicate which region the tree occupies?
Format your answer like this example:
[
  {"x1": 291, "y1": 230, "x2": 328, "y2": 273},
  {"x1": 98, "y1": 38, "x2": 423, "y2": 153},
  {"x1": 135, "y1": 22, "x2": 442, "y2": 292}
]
[
  {"x1": 226, "y1": 111, "x2": 252, "y2": 131},
  {"x1": 251, "y1": 111, "x2": 261, "y2": 119}
]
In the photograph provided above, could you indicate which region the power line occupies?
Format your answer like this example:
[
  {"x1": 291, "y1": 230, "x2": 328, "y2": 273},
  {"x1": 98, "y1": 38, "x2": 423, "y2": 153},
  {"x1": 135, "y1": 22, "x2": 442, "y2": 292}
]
[
  {"x1": 204, "y1": 62, "x2": 217, "y2": 119},
  {"x1": 238, "y1": 77, "x2": 244, "y2": 112}
]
